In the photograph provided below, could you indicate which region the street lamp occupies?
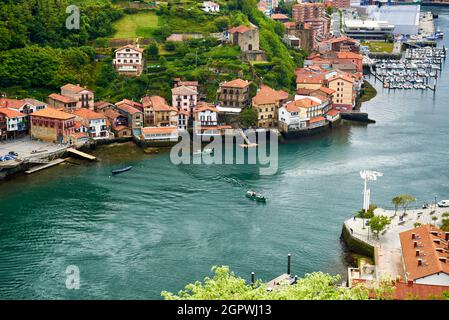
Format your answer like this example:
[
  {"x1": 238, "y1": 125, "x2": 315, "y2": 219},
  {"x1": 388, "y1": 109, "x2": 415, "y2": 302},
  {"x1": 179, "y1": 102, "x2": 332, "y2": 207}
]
[{"x1": 435, "y1": 194, "x2": 438, "y2": 210}]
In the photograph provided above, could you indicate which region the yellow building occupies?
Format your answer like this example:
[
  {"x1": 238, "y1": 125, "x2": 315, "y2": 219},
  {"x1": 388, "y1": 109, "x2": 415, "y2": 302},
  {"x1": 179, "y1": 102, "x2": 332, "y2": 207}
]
[
  {"x1": 30, "y1": 108, "x2": 76, "y2": 143},
  {"x1": 141, "y1": 95, "x2": 178, "y2": 127},
  {"x1": 252, "y1": 85, "x2": 289, "y2": 128},
  {"x1": 327, "y1": 74, "x2": 355, "y2": 110}
]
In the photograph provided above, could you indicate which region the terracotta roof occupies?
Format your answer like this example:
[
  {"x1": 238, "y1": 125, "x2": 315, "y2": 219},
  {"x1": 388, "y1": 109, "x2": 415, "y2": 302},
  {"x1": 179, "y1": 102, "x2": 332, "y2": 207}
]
[
  {"x1": 30, "y1": 107, "x2": 75, "y2": 120},
  {"x1": 228, "y1": 25, "x2": 253, "y2": 34},
  {"x1": 194, "y1": 103, "x2": 219, "y2": 113},
  {"x1": 310, "y1": 116, "x2": 326, "y2": 123},
  {"x1": 116, "y1": 99, "x2": 143, "y2": 110},
  {"x1": 94, "y1": 101, "x2": 112, "y2": 108},
  {"x1": 116, "y1": 103, "x2": 142, "y2": 115},
  {"x1": 296, "y1": 73, "x2": 325, "y2": 84},
  {"x1": 171, "y1": 85, "x2": 198, "y2": 96},
  {"x1": 271, "y1": 13, "x2": 289, "y2": 20},
  {"x1": 314, "y1": 86, "x2": 335, "y2": 95},
  {"x1": 177, "y1": 81, "x2": 198, "y2": 87},
  {"x1": 48, "y1": 93, "x2": 76, "y2": 104},
  {"x1": 0, "y1": 107, "x2": 25, "y2": 118},
  {"x1": 400, "y1": 225, "x2": 449, "y2": 282},
  {"x1": 0, "y1": 98, "x2": 27, "y2": 109},
  {"x1": 336, "y1": 51, "x2": 362, "y2": 59},
  {"x1": 103, "y1": 109, "x2": 121, "y2": 120},
  {"x1": 320, "y1": 36, "x2": 358, "y2": 45},
  {"x1": 328, "y1": 74, "x2": 355, "y2": 84},
  {"x1": 283, "y1": 21, "x2": 296, "y2": 29},
  {"x1": 115, "y1": 44, "x2": 144, "y2": 53},
  {"x1": 73, "y1": 108, "x2": 106, "y2": 120},
  {"x1": 178, "y1": 109, "x2": 190, "y2": 116},
  {"x1": 296, "y1": 88, "x2": 315, "y2": 95},
  {"x1": 252, "y1": 85, "x2": 289, "y2": 106},
  {"x1": 220, "y1": 78, "x2": 250, "y2": 89},
  {"x1": 61, "y1": 83, "x2": 88, "y2": 93},
  {"x1": 74, "y1": 121, "x2": 84, "y2": 129},
  {"x1": 141, "y1": 126, "x2": 178, "y2": 135},
  {"x1": 71, "y1": 132, "x2": 89, "y2": 139},
  {"x1": 142, "y1": 96, "x2": 176, "y2": 112},
  {"x1": 327, "y1": 109, "x2": 340, "y2": 117},
  {"x1": 284, "y1": 98, "x2": 320, "y2": 112}
]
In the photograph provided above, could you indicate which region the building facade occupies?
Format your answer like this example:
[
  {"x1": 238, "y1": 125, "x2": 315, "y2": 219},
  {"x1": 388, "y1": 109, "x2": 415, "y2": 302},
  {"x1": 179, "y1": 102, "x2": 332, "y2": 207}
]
[
  {"x1": 252, "y1": 85, "x2": 289, "y2": 128},
  {"x1": 113, "y1": 45, "x2": 144, "y2": 76},
  {"x1": 73, "y1": 108, "x2": 109, "y2": 140},
  {"x1": 30, "y1": 108, "x2": 76, "y2": 143},
  {"x1": 217, "y1": 79, "x2": 251, "y2": 110}
]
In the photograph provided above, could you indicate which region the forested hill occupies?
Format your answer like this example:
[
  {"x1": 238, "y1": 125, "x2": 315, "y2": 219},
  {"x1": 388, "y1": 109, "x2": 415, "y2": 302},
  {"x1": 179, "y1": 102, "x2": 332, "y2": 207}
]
[
  {"x1": 0, "y1": 0, "x2": 122, "y2": 50},
  {"x1": 0, "y1": 0, "x2": 305, "y2": 102}
]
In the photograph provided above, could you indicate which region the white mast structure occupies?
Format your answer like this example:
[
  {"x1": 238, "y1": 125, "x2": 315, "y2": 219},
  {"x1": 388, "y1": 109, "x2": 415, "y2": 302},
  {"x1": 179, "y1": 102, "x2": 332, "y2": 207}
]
[{"x1": 360, "y1": 170, "x2": 383, "y2": 212}]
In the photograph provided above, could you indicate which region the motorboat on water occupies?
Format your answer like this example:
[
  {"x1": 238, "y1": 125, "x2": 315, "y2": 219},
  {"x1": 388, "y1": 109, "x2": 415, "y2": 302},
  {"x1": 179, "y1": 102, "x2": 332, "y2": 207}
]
[
  {"x1": 193, "y1": 148, "x2": 213, "y2": 156},
  {"x1": 246, "y1": 190, "x2": 266, "y2": 202}
]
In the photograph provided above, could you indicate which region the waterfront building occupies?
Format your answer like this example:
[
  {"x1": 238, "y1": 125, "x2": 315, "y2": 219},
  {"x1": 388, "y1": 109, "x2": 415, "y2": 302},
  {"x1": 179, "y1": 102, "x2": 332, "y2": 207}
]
[
  {"x1": 177, "y1": 109, "x2": 190, "y2": 131},
  {"x1": 343, "y1": 19, "x2": 395, "y2": 40},
  {"x1": 327, "y1": 73, "x2": 356, "y2": 110},
  {"x1": 171, "y1": 86, "x2": 198, "y2": 115},
  {"x1": 30, "y1": 108, "x2": 75, "y2": 143},
  {"x1": 399, "y1": 225, "x2": 449, "y2": 287},
  {"x1": 103, "y1": 109, "x2": 128, "y2": 128},
  {"x1": 252, "y1": 85, "x2": 289, "y2": 128},
  {"x1": 278, "y1": 97, "x2": 328, "y2": 133},
  {"x1": 141, "y1": 95, "x2": 178, "y2": 127},
  {"x1": 292, "y1": 2, "x2": 325, "y2": 23},
  {"x1": 0, "y1": 112, "x2": 6, "y2": 140},
  {"x1": 364, "y1": 4, "x2": 420, "y2": 36},
  {"x1": 0, "y1": 98, "x2": 47, "y2": 115},
  {"x1": 47, "y1": 93, "x2": 77, "y2": 112},
  {"x1": 0, "y1": 108, "x2": 27, "y2": 138},
  {"x1": 202, "y1": 1, "x2": 220, "y2": 12},
  {"x1": 112, "y1": 125, "x2": 132, "y2": 138},
  {"x1": 217, "y1": 79, "x2": 251, "y2": 110},
  {"x1": 141, "y1": 126, "x2": 179, "y2": 141},
  {"x1": 60, "y1": 84, "x2": 95, "y2": 110},
  {"x1": 73, "y1": 108, "x2": 109, "y2": 140},
  {"x1": 173, "y1": 79, "x2": 199, "y2": 92},
  {"x1": 113, "y1": 44, "x2": 144, "y2": 76},
  {"x1": 115, "y1": 100, "x2": 144, "y2": 129}
]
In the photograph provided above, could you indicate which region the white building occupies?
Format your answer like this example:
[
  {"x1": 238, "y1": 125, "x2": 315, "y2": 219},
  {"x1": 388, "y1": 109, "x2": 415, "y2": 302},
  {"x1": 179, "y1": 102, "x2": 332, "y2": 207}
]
[
  {"x1": 171, "y1": 85, "x2": 198, "y2": 113},
  {"x1": 366, "y1": 4, "x2": 420, "y2": 36},
  {"x1": 278, "y1": 96, "x2": 328, "y2": 132},
  {"x1": 141, "y1": 126, "x2": 179, "y2": 141},
  {"x1": 113, "y1": 44, "x2": 144, "y2": 76},
  {"x1": 0, "y1": 108, "x2": 27, "y2": 134},
  {"x1": 202, "y1": 1, "x2": 220, "y2": 13},
  {"x1": 73, "y1": 109, "x2": 109, "y2": 140},
  {"x1": 344, "y1": 19, "x2": 395, "y2": 40}
]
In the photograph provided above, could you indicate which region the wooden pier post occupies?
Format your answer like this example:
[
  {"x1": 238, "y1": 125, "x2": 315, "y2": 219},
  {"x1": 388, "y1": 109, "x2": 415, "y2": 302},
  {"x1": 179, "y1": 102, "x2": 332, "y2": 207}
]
[
  {"x1": 251, "y1": 272, "x2": 255, "y2": 285},
  {"x1": 287, "y1": 253, "x2": 291, "y2": 275}
]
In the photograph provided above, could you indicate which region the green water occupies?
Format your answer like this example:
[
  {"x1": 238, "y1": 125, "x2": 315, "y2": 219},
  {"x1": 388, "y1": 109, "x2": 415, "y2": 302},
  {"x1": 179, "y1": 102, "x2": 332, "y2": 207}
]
[{"x1": 1, "y1": 7, "x2": 449, "y2": 300}]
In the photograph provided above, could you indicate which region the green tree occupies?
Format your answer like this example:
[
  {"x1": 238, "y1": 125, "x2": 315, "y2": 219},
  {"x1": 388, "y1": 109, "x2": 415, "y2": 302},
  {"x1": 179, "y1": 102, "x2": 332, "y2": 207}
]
[
  {"x1": 147, "y1": 43, "x2": 159, "y2": 57},
  {"x1": 161, "y1": 266, "x2": 373, "y2": 300},
  {"x1": 391, "y1": 196, "x2": 403, "y2": 216},
  {"x1": 399, "y1": 194, "x2": 416, "y2": 216},
  {"x1": 368, "y1": 215, "x2": 391, "y2": 239},
  {"x1": 239, "y1": 107, "x2": 258, "y2": 128}
]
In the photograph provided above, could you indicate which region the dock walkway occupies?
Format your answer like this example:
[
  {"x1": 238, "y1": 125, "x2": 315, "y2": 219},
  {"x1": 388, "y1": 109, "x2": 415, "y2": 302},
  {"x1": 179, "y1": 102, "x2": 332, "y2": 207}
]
[
  {"x1": 25, "y1": 158, "x2": 66, "y2": 174},
  {"x1": 67, "y1": 148, "x2": 97, "y2": 161}
]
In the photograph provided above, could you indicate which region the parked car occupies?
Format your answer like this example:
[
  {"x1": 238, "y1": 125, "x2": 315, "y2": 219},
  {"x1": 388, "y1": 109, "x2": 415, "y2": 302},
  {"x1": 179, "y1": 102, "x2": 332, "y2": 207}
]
[{"x1": 437, "y1": 200, "x2": 449, "y2": 207}]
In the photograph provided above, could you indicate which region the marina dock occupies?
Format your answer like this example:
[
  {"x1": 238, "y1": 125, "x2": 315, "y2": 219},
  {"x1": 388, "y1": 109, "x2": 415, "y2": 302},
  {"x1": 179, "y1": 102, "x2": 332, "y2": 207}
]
[
  {"x1": 66, "y1": 148, "x2": 97, "y2": 161},
  {"x1": 25, "y1": 158, "x2": 66, "y2": 174}
]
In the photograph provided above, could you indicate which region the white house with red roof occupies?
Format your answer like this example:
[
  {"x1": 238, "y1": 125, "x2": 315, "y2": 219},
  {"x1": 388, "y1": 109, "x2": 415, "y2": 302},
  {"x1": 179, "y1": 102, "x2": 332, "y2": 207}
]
[
  {"x1": 0, "y1": 107, "x2": 27, "y2": 138},
  {"x1": 73, "y1": 108, "x2": 109, "y2": 140}
]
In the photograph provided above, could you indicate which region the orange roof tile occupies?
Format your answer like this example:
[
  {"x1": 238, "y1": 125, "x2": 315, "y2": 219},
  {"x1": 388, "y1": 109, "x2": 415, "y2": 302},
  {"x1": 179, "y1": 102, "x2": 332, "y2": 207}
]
[
  {"x1": 0, "y1": 98, "x2": 27, "y2": 110},
  {"x1": 310, "y1": 116, "x2": 326, "y2": 123},
  {"x1": 228, "y1": 25, "x2": 253, "y2": 34},
  {"x1": 284, "y1": 98, "x2": 320, "y2": 112},
  {"x1": 400, "y1": 225, "x2": 449, "y2": 282},
  {"x1": 252, "y1": 85, "x2": 289, "y2": 106},
  {"x1": 73, "y1": 108, "x2": 106, "y2": 120},
  {"x1": 142, "y1": 96, "x2": 176, "y2": 112},
  {"x1": 115, "y1": 44, "x2": 144, "y2": 53},
  {"x1": 142, "y1": 126, "x2": 178, "y2": 135},
  {"x1": 30, "y1": 107, "x2": 75, "y2": 120},
  {"x1": 61, "y1": 83, "x2": 88, "y2": 93},
  {"x1": 48, "y1": 93, "x2": 77, "y2": 104},
  {"x1": 0, "y1": 107, "x2": 25, "y2": 118},
  {"x1": 221, "y1": 78, "x2": 250, "y2": 89},
  {"x1": 336, "y1": 51, "x2": 362, "y2": 60},
  {"x1": 194, "y1": 103, "x2": 219, "y2": 113}
]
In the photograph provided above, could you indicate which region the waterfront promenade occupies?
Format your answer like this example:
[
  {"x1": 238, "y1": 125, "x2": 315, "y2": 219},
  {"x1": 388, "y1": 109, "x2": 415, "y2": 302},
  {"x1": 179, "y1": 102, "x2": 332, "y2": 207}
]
[{"x1": 344, "y1": 205, "x2": 448, "y2": 280}]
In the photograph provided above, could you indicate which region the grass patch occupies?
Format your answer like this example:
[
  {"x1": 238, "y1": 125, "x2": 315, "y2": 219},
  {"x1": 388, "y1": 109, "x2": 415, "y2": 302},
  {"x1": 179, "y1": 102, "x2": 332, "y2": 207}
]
[
  {"x1": 363, "y1": 41, "x2": 394, "y2": 54},
  {"x1": 113, "y1": 12, "x2": 159, "y2": 38},
  {"x1": 360, "y1": 81, "x2": 377, "y2": 103}
]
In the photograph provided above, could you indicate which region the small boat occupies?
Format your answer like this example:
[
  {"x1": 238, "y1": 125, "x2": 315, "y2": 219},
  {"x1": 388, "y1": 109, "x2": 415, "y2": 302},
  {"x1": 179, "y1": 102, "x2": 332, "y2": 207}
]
[
  {"x1": 193, "y1": 148, "x2": 213, "y2": 156},
  {"x1": 246, "y1": 190, "x2": 266, "y2": 202},
  {"x1": 112, "y1": 166, "x2": 132, "y2": 175}
]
